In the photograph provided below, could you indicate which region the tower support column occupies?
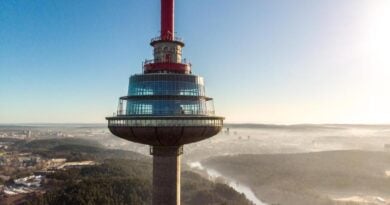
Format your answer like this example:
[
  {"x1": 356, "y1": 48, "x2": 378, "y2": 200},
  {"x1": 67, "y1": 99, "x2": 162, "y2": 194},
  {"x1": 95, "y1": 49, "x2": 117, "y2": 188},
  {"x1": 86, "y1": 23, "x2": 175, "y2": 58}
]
[{"x1": 151, "y1": 146, "x2": 183, "y2": 205}]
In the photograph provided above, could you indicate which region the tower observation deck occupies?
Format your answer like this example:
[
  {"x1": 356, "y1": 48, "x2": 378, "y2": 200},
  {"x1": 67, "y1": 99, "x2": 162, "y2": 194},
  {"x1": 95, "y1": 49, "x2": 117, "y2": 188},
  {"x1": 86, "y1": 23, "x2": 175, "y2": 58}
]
[{"x1": 106, "y1": 0, "x2": 224, "y2": 204}]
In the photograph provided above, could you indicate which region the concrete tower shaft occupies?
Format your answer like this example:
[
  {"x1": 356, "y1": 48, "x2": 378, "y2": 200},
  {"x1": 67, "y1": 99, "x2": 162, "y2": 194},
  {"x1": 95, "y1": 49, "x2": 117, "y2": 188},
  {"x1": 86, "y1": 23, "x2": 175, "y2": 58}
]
[{"x1": 152, "y1": 146, "x2": 182, "y2": 205}]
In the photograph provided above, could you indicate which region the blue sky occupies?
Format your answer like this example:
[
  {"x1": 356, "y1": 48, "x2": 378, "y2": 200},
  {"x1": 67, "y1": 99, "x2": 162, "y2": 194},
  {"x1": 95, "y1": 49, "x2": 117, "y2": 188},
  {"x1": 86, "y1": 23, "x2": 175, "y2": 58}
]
[{"x1": 1, "y1": 0, "x2": 389, "y2": 124}]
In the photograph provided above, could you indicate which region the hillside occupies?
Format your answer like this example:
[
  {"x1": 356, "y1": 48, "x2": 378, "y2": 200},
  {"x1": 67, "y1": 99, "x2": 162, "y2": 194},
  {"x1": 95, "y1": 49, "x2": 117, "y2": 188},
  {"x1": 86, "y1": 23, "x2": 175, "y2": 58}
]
[
  {"x1": 22, "y1": 159, "x2": 253, "y2": 205},
  {"x1": 204, "y1": 150, "x2": 390, "y2": 205},
  {"x1": 1, "y1": 138, "x2": 253, "y2": 205}
]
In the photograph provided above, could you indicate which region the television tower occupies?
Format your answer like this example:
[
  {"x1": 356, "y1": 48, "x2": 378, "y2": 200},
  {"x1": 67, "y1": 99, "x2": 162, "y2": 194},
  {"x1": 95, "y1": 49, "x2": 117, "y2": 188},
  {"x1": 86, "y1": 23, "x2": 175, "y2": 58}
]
[{"x1": 106, "y1": 0, "x2": 224, "y2": 204}]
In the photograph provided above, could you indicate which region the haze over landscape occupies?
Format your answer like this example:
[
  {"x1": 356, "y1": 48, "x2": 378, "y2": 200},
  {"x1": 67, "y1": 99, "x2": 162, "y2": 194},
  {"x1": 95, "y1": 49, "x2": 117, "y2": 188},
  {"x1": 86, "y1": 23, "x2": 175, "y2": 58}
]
[
  {"x1": 1, "y1": 0, "x2": 390, "y2": 205},
  {"x1": 2, "y1": 124, "x2": 390, "y2": 204}
]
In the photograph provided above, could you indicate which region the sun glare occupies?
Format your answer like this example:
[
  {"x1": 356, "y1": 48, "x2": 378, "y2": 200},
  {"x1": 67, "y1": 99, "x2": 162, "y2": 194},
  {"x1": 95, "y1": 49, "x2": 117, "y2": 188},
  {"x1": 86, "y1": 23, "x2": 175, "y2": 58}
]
[
  {"x1": 368, "y1": 0, "x2": 390, "y2": 70},
  {"x1": 358, "y1": 0, "x2": 390, "y2": 123}
]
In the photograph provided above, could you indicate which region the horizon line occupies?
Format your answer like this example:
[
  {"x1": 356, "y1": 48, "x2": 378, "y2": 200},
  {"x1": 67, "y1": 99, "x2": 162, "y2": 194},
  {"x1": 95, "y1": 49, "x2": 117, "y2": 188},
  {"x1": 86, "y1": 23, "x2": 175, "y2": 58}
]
[{"x1": 1, "y1": 122, "x2": 390, "y2": 127}]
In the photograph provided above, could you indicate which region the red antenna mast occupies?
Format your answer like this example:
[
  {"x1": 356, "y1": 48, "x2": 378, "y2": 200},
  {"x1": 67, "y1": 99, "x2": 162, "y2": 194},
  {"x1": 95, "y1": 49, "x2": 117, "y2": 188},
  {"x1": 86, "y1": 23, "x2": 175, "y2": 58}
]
[{"x1": 161, "y1": 0, "x2": 174, "y2": 40}]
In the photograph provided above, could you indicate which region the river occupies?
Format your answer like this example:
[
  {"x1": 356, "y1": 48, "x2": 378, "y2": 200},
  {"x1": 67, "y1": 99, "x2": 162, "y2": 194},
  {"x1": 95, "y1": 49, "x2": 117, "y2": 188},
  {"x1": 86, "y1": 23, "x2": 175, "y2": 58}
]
[{"x1": 188, "y1": 162, "x2": 268, "y2": 205}]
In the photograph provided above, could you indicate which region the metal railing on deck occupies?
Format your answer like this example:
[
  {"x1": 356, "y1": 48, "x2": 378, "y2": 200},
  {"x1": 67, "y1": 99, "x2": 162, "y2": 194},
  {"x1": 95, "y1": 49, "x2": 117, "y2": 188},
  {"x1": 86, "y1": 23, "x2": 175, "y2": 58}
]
[
  {"x1": 107, "y1": 118, "x2": 224, "y2": 127},
  {"x1": 150, "y1": 36, "x2": 184, "y2": 44},
  {"x1": 142, "y1": 58, "x2": 190, "y2": 66}
]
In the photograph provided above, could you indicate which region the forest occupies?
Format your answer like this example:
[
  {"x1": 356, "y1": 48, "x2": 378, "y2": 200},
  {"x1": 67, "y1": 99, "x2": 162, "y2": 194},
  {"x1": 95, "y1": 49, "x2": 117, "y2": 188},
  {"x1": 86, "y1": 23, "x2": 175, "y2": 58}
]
[{"x1": 5, "y1": 138, "x2": 253, "y2": 205}]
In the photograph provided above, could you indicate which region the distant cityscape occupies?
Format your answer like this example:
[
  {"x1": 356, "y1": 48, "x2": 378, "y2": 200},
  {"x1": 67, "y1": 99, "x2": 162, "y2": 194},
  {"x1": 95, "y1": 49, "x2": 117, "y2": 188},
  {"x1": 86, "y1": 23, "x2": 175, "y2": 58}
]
[
  {"x1": 0, "y1": 127, "x2": 102, "y2": 203},
  {"x1": 0, "y1": 125, "x2": 125, "y2": 202}
]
